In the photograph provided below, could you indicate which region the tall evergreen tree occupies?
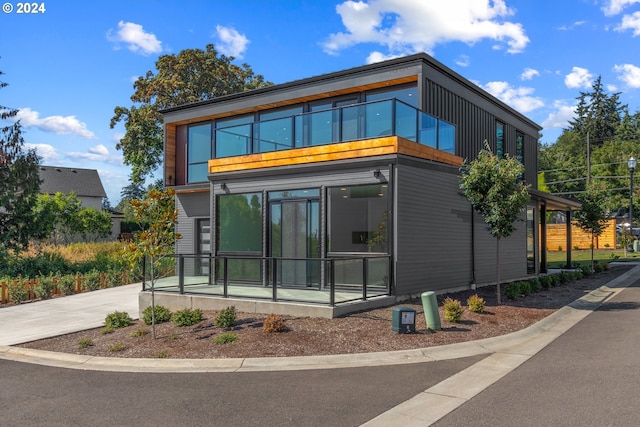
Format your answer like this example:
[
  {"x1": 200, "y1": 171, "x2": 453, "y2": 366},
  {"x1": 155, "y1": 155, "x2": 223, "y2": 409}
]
[
  {"x1": 110, "y1": 44, "x2": 273, "y2": 184},
  {"x1": 0, "y1": 70, "x2": 41, "y2": 257}
]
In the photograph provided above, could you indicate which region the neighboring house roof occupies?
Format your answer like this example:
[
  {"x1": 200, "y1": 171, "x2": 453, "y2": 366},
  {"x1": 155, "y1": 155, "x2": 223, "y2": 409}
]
[{"x1": 38, "y1": 166, "x2": 107, "y2": 198}]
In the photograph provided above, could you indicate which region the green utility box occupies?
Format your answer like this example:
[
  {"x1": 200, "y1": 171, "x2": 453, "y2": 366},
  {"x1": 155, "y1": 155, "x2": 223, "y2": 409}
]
[{"x1": 392, "y1": 306, "x2": 416, "y2": 333}]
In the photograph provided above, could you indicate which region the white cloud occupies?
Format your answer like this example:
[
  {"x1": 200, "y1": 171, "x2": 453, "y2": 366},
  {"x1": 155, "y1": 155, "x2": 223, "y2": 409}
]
[
  {"x1": 615, "y1": 11, "x2": 640, "y2": 35},
  {"x1": 25, "y1": 143, "x2": 60, "y2": 163},
  {"x1": 455, "y1": 54, "x2": 470, "y2": 67},
  {"x1": 67, "y1": 144, "x2": 123, "y2": 165},
  {"x1": 520, "y1": 67, "x2": 540, "y2": 80},
  {"x1": 215, "y1": 25, "x2": 250, "y2": 59},
  {"x1": 322, "y1": 0, "x2": 529, "y2": 57},
  {"x1": 564, "y1": 66, "x2": 593, "y2": 89},
  {"x1": 602, "y1": 0, "x2": 640, "y2": 16},
  {"x1": 480, "y1": 81, "x2": 544, "y2": 113},
  {"x1": 558, "y1": 20, "x2": 586, "y2": 31},
  {"x1": 614, "y1": 63, "x2": 640, "y2": 87},
  {"x1": 107, "y1": 21, "x2": 162, "y2": 56},
  {"x1": 365, "y1": 51, "x2": 403, "y2": 64},
  {"x1": 12, "y1": 107, "x2": 95, "y2": 139},
  {"x1": 542, "y1": 101, "x2": 577, "y2": 130}
]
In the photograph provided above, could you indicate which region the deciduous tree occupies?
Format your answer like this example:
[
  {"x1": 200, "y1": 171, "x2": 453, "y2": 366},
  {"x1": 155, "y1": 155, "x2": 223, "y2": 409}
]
[
  {"x1": 110, "y1": 44, "x2": 272, "y2": 183},
  {"x1": 572, "y1": 184, "x2": 610, "y2": 272},
  {"x1": 460, "y1": 142, "x2": 530, "y2": 304},
  {"x1": 0, "y1": 70, "x2": 41, "y2": 258}
]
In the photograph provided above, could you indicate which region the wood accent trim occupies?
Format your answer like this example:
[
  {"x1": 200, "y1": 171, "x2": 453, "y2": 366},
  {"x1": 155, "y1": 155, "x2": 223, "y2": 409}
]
[
  {"x1": 174, "y1": 187, "x2": 210, "y2": 194},
  {"x1": 165, "y1": 124, "x2": 176, "y2": 184},
  {"x1": 208, "y1": 137, "x2": 463, "y2": 174},
  {"x1": 169, "y1": 76, "x2": 418, "y2": 126}
]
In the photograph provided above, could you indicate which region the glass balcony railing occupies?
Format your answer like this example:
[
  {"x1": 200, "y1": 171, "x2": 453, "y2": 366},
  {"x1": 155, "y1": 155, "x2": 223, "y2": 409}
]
[{"x1": 213, "y1": 99, "x2": 456, "y2": 159}]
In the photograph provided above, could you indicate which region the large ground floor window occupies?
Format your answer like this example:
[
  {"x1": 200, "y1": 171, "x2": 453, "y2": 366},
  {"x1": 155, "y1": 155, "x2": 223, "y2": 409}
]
[{"x1": 328, "y1": 184, "x2": 390, "y2": 253}]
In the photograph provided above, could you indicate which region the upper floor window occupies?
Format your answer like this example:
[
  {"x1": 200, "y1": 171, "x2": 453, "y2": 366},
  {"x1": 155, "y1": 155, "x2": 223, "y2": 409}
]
[
  {"x1": 187, "y1": 123, "x2": 211, "y2": 183},
  {"x1": 515, "y1": 132, "x2": 524, "y2": 164},
  {"x1": 366, "y1": 84, "x2": 418, "y2": 107},
  {"x1": 215, "y1": 115, "x2": 253, "y2": 158},
  {"x1": 496, "y1": 121, "x2": 505, "y2": 158}
]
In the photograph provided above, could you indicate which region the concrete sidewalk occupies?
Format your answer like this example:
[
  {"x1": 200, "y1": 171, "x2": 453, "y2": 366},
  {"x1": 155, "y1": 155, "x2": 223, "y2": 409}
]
[{"x1": 0, "y1": 283, "x2": 141, "y2": 346}]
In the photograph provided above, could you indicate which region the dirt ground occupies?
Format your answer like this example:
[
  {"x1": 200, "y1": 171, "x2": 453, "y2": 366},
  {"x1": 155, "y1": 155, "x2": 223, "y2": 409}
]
[{"x1": 17, "y1": 265, "x2": 630, "y2": 359}]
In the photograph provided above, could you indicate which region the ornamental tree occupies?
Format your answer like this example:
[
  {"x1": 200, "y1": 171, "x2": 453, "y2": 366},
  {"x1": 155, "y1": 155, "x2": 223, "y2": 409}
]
[
  {"x1": 572, "y1": 183, "x2": 609, "y2": 272},
  {"x1": 460, "y1": 142, "x2": 531, "y2": 304},
  {"x1": 123, "y1": 188, "x2": 180, "y2": 338}
]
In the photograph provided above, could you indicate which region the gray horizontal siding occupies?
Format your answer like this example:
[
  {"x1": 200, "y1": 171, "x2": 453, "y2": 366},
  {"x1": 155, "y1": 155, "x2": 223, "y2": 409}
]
[
  {"x1": 395, "y1": 162, "x2": 473, "y2": 295},
  {"x1": 175, "y1": 192, "x2": 210, "y2": 275}
]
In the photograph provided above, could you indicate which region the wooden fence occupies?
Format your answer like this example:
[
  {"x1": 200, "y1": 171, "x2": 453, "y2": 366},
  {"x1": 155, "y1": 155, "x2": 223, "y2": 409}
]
[
  {"x1": 0, "y1": 272, "x2": 129, "y2": 304},
  {"x1": 544, "y1": 219, "x2": 617, "y2": 251}
]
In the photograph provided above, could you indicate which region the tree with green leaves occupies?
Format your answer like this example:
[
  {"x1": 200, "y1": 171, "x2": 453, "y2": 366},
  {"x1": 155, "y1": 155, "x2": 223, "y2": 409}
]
[
  {"x1": 460, "y1": 142, "x2": 530, "y2": 304},
  {"x1": 572, "y1": 184, "x2": 610, "y2": 272},
  {"x1": 123, "y1": 188, "x2": 180, "y2": 338},
  {"x1": 0, "y1": 70, "x2": 41, "y2": 259},
  {"x1": 110, "y1": 44, "x2": 272, "y2": 184}
]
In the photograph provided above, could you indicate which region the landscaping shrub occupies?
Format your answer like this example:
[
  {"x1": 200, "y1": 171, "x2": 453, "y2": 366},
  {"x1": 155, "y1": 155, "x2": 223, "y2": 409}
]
[
  {"x1": 594, "y1": 262, "x2": 609, "y2": 273},
  {"x1": 8, "y1": 279, "x2": 28, "y2": 304},
  {"x1": 263, "y1": 314, "x2": 287, "y2": 332},
  {"x1": 142, "y1": 305, "x2": 172, "y2": 325},
  {"x1": 130, "y1": 327, "x2": 149, "y2": 337},
  {"x1": 520, "y1": 281, "x2": 532, "y2": 296},
  {"x1": 505, "y1": 282, "x2": 521, "y2": 299},
  {"x1": 213, "y1": 333, "x2": 238, "y2": 345},
  {"x1": 539, "y1": 274, "x2": 553, "y2": 289},
  {"x1": 557, "y1": 271, "x2": 569, "y2": 285},
  {"x1": 579, "y1": 264, "x2": 591, "y2": 276},
  {"x1": 35, "y1": 274, "x2": 56, "y2": 299},
  {"x1": 77, "y1": 338, "x2": 93, "y2": 349},
  {"x1": 171, "y1": 308, "x2": 204, "y2": 327},
  {"x1": 83, "y1": 269, "x2": 102, "y2": 291},
  {"x1": 466, "y1": 294, "x2": 485, "y2": 313},
  {"x1": 443, "y1": 298, "x2": 463, "y2": 322},
  {"x1": 104, "y1": 311, "x2": 133, "y2": 329},
  {"x1": 528, "y1": 277, "x2": 542, "y2": 293},
  {"x1": 57, "y1": 274, "x2": 76, "y2": 296},
  {"x1": 214, "y1": 306, "x2": 237, "y2": 328},
  {"x1": 109, "y1": 342, "x2": 126, "y2": 352}
]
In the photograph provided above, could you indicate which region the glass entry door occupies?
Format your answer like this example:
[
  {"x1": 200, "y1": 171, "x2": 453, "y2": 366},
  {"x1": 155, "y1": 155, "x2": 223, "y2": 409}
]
[{"x1": 270, "y1": 198, "x2": 319, "y2": 287}]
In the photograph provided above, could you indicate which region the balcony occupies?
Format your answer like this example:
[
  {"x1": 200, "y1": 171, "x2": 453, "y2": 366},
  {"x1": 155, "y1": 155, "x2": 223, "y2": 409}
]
[{"x1": 214, "y1": 99, "x2": 455, "y2": 159}]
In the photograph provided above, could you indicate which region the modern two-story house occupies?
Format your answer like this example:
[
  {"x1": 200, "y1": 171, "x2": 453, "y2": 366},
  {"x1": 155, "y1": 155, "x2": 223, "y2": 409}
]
[{"x1": 156, "y1": 53, "x2": 578, "y2": 317}]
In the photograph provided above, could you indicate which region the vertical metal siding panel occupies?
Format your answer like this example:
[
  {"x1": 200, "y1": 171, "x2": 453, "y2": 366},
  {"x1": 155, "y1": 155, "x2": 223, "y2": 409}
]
[{"x1": 395, "y1": 163, "x2": 473, "y2": 295}]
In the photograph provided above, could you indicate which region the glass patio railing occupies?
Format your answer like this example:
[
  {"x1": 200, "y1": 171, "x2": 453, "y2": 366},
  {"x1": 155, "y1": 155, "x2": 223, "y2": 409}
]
[{"x1": 213, "y1": 99, "x2": 456, "y2": 159}]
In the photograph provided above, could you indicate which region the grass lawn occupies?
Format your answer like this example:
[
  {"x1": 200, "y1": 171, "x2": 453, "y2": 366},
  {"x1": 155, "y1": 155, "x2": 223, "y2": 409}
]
[{"x1": 546, "y1": 248, "x2": 640, "y2": 268}]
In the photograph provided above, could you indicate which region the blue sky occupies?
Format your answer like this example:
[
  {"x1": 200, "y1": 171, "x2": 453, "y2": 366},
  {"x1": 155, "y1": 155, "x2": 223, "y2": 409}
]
[{"x1": 2, "y1": 0, "x2": 640, "y2": 204}]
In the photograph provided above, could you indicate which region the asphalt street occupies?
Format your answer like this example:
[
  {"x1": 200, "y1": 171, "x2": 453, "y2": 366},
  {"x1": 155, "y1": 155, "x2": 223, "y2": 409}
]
[{"x1": 434, "y1": 282, "x2": 640, "y2": 426}]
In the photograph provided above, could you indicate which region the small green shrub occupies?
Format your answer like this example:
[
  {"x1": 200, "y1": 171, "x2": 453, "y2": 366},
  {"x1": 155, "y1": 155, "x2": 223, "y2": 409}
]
[
  {"x1": 594, "y1": 262, "x2": 609, "y2": 272},
  {"x1": 154, "y1": 350, "x2": 169, "y2": 358},
  {"x1": 539, "y1": 275, "x2": 552, "y2": 289},
  {"x1": 558, "y1": 245, "x2": 563, "y2": 252},
  {"x1": 109, "y1": 342, "x2": 125, "y2": 352},
  {"x1": 528, "y1": 277, "x2": 542, "y2": 292},
  {"x1": 77, "y1": 338, "x2": 93, "y2": 349},
  {"x1": 142, "y1": 305, "x2": 172, "y2": 325},
  {"x1": 443, "y1": 298, "x2": 463, "y2": 322},
  {"x1": 579, "y1": 264, "x2": 591, "y2": 276},
  {"x1": 214, "y1": 306, "x2": 237, "y2": 328},
  {"x1": 556, "y1": 272, "x2": 569, "y2": 285},
  {"x1": 8, "y1": 280, "x2": 28, "y2": 304},
  {"x1": 35, "y1": 274, "x2": 56, "y2": 299},
  {"x1": 466, "y1": 294, "x2": 485, "y2": 313},
  {"x1": 263, "y1": 314, "x2": 287, "y2": 332},
  {"x1": 519, "y1": 281, "x2": 532, "y2": 296},
  {"x1": 83, "y1": 269, "x2": 102, "y2": 291},
  {"x1": 505, "y1": 282, "x2": 521, "y2": 300},
  {"x1": 213, "y1": 333, "x2": 239, "y2": 345},
  {"x1": 104, "y1": 311, "x2": 133, "y2": 329},
  {"x1": 105, "y1": 270, "x2": 122, "y2": 288},
  {"x1": 58, "y1": 274, "x2": 76, "y2": 296},
  {"x1": 101, "y1": 326, "x2": 114, "y2": 335},
  {"x1": 171, "y1": 308, "x2": 203, "y2": 327},
  {"x1": 130, "y1": 327, "x2": 150, "y2": 337}
]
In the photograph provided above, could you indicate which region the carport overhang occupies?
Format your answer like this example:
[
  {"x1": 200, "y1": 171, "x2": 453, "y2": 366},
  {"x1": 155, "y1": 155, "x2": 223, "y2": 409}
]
[{"x1": 529, "y1": 189, "x2": 582, "y2": 273}]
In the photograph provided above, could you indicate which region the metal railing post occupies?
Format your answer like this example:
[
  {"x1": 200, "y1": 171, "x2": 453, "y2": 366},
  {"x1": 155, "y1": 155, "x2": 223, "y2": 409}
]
[
  {"x1": 223, "y1": 257, "x2": 228, "y2": 298},
  {"x1": 329, "y1": 258, "x2": 335, "y2": 307},
  {"x1": 362, "y1": 257, "x2": 368, "y2": 301},
  {"x1": 178, "y1": 255, "x2": 185, "y2": 294},
  {"x1": 272, "y1": 258, "x2": 278, "y2": 302},
  {"x1": 141, "y1": 255, "x2": 146, "y2": 290}
]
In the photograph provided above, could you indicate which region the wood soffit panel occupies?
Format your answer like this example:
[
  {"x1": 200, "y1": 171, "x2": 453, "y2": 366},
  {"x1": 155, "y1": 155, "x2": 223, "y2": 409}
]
[
  {"x1": 166, "y1": 76, "x2": 418, "y2": 126},
  {"x1": 208, "y1": 137, "x2": 463, "y2": 174}
]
